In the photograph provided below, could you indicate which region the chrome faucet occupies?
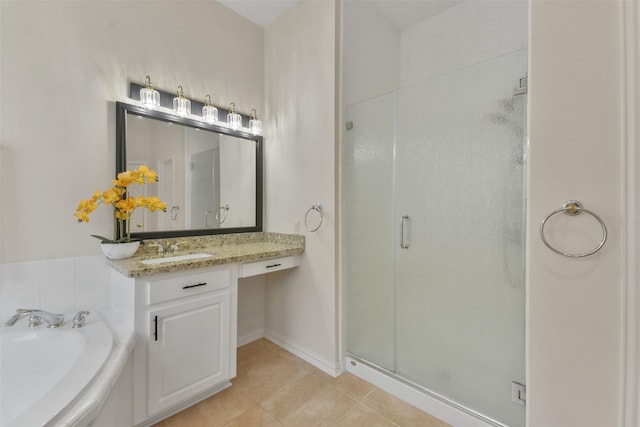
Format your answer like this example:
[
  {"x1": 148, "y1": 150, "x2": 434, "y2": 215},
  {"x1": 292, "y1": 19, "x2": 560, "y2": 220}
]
[
  {"x1": 72, "y1": 310, "x2": 90, "y2": 328},
  {"x1": 5, "y1": 309, "x2": 65, "y2": 328}
]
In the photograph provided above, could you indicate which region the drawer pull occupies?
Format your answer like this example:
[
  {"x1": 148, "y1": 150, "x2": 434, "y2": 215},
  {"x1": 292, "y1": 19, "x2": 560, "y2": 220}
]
[
  {"x1": 266, "y1": 263, "x2": 282, "y2": 269},
  {"x1": 182, "y1": 282, "x2": 208, "y2": 289}
]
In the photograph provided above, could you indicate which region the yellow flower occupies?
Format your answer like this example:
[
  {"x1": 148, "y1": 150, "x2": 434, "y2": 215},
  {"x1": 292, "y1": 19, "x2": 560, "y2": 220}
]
[
  {"x1": 138, "y1": 196, "x2": 167, "y2": 212},
  {"x1": 115, "y1": 197, "x2": 136, "y2": 213},
  {"x1": 138, "y1": 165, "x2": 159, "y2": 182},
  {"x1": 74, "y1": 211, "x2": 90, "y2": 223},
  {"x1": 112, "y1": 171, "x2": 136, "y2": 187},
  {"x1": 102, "y1": 188, "x2": 122, "y2": 204},
  {"x1": 75, "y1": 165, "x2": 165, "y2": 242}
]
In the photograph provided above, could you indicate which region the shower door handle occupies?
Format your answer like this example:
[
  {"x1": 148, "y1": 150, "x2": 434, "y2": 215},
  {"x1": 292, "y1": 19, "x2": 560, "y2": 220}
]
[{"x1": 400, "y1": 215, "x2": 410, "y2": 249}]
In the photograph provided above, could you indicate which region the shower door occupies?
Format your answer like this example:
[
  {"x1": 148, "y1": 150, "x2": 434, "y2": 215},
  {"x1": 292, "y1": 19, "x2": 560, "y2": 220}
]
[{"x1": 345, "y1": 49, "x2": 527, "y2": 427}]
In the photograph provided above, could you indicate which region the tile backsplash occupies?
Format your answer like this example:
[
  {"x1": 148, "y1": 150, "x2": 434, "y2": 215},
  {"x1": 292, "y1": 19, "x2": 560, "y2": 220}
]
[{"x1": 0, "y1": 255, "x2": 109, "y2": 323}]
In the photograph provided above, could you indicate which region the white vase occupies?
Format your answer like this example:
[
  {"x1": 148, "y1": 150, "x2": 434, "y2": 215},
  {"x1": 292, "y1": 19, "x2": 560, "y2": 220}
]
[{"x1": 100, "y1": 241, "x2": 140, "y2": 260}]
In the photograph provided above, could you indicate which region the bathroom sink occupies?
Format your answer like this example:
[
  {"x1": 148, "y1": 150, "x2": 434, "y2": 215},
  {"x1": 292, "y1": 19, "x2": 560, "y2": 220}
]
[{"x1": 140, "y1": 253, "x2": 213, "y2": 265}]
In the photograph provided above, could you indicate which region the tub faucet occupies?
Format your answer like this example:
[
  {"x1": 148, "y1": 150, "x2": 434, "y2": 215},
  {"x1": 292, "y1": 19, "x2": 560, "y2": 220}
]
[{"x1": 4, "y1": 309, "x2": 65, "y2": 328}]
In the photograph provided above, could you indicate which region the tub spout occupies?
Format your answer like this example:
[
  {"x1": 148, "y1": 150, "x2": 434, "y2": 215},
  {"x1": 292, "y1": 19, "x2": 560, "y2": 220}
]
[{"x1": 5, "y1": 309, "x2": 64, "y2": 328}]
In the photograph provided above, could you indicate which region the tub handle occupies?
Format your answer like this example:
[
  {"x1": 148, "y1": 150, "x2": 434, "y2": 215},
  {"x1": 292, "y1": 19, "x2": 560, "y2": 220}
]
[{"x1": 72, "y1": 310, "x2": 90, "y2": 328}]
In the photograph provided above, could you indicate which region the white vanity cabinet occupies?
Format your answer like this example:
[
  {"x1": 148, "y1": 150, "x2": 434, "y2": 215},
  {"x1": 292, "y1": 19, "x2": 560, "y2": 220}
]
[
  {"x1": 121, "y1": 265, "x2": 237, "y2": 426},
  {"x1": 108, "y1": 234, "x2": 303, "y2": 427}
]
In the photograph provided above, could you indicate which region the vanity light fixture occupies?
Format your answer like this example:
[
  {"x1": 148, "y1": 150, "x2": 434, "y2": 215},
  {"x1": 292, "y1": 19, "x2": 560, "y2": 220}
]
[
  {"x1": 139, "y1": 75, "x2": 160, "y2": 108},
  {"x1": 227, "y1": 102, "x2": 242, "y2": 130},
  {"x1": 249, "y1": 109, "x2": 262, "y2": 135},
  {"x1": 202, "y1": 95, "x2": 218, "y2": 123},
  {"x1": 172, "y1": 85, "x2": 191, "y2": 116}
]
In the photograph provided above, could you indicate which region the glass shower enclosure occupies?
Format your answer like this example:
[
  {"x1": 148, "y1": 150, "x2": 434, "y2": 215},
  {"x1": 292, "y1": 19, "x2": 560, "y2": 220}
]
[{"x1": 344, "y1": 50, "x2": 527, "y2": 427}]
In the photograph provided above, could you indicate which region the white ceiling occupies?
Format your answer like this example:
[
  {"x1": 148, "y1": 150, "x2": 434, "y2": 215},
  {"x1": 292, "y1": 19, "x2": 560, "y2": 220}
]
[
  {"x1": 218, "y1": 0, "x2": 298, "y2": 27},
  {"x1": 219, "y1": 0, "x2": 462, "y2": 31},
  {"x1": 369, "y1": 0, "x2": 464, "y2": 30}
]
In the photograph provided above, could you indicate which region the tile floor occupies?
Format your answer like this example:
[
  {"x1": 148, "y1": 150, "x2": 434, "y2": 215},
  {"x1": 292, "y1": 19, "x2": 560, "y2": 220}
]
[{"x1": 153, "y1": 338, "x2": 451, "y2": 427}]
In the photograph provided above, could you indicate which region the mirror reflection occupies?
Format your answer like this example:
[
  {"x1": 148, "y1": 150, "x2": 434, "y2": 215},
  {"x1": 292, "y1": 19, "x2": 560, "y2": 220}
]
[{"x1": 116, "y1": 102, "x2": 262, "y2": 239}]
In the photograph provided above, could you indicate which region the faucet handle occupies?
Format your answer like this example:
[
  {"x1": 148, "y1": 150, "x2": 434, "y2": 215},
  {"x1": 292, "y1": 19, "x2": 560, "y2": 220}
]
[
  {"x1": 72, "y1": 310, "x2": 90, "y2": 328},
  {"x1": 24, "y1": 315, "x2": 42, "y2": 328}
]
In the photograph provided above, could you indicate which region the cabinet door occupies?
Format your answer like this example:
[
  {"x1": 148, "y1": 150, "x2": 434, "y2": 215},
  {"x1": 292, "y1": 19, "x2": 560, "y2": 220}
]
[{"x1": 147, "y1": 292, "x2": 230, "y2": 416}]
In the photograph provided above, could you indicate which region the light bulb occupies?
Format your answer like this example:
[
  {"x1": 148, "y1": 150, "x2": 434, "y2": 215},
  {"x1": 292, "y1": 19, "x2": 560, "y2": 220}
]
[
  {"x1": 173, "y1": 85, "x2": 191, "y2": 116},
  {"x1": 140, "y1": 75, "x2": 160, "y2": 108},
  {"x1": 202, "y1": 94, "x2": 218, "y2": 123},
  {"x1": 227, "y1": 102, "x2": 242, "y2": 130},
  {"x1": 249, "y1": 109, "x2": 262, "y2": 135}
]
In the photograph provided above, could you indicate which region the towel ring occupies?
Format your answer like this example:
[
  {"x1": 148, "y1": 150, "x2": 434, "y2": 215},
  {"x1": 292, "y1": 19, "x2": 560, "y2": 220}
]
[
  {"x1": 305, "y1": 204, "x2": 323, "y2": 232},
  {"x1": 216, "y1": 204, "x2": 230, "y2": 225},
  {"x1": 539, "y1": 200, "x2": 607, "y2": 258}
]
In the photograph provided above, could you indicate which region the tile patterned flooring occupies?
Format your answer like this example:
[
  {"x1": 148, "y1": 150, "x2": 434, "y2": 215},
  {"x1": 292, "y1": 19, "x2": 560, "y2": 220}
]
[{"x1": 153, "y1": 339, "x2": 451, "y2": 427}]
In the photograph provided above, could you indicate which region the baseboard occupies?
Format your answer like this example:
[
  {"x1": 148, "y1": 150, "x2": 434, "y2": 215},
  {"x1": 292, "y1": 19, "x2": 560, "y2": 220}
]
[
  {"x1": 264, "y1": 330, "x2": 341, "y2": 377},
  {"x1": 346, "y1": 356, "x2": 503, "y2": 427},
  {"x1": 237, "y1": 329, "x2": 265, "y2": 347}
]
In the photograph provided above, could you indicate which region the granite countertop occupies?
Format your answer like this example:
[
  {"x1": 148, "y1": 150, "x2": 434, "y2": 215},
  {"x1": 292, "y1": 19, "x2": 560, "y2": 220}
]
[{"x1": 108, "y1": 232, "x2": 305, "y2": 278}]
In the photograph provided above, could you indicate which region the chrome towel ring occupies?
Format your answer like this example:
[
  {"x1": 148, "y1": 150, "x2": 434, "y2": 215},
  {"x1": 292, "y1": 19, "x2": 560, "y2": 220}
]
[
  {"x1": 539, "y1": 200, "x2": 607, "y2": 258},
  {"x1": 216, "y1": 204, "x2": 230, "y2": 225},
  {"x1": 305, "y1": 204, "x2": 323, "y2": 232}
]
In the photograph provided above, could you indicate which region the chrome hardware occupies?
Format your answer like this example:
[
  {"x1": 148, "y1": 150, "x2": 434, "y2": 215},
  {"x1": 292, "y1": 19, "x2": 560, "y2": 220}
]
[
  {"x1": 171, "y1": 205, "x2": 180, "y2": 221},
  {"x1": 5, "y1": 309, "x2": 64, "y2": 328},
  {"x1": 216, "y1": 204, "x2": 230, "y2": 224},
  {"x1": 539, "y1": 200, "x2": 608, "y2": 258},
  {"x1": 72, "y1": 310, "x2": 90, "y2": 328},
  {"x1": 151, "y1": 241, "x2": 178, "y2": 255},
  {"x1": 513, "y1": 75, "x2": 528, "y2": 96},
  {"x1": 512, "y1": 381, "x2": 526, "y2": 406},
  {"x1": 400, "y1": 215, "x2": 410, "y2": 249},
  {"x1": 304, "y1": 204, "x2": 323, "y2": 232}
]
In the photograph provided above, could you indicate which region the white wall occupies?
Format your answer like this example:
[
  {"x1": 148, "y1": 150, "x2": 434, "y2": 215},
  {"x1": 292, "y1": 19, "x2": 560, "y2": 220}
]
[
  {"x1": 342, "y1": 0, "x2": 400, "y2": 106},
  {"x1": 0, "y1": 256, "x2": 109, "y2": 319},
  {"x1": 400, "y1": 1, "x2": 528, "y2": 86},
  {"x1": 342, "y1": 1, "x2": 528, "y2": 107},
  {"x1": 528, "y1": 1, "x2": 623, "y2": 426},
  {"x1": 264, "y1": 0, "x2": 339, "y2": 374},
  {"x1": 0, "y1": 0, "x2": 265, "y2": 331},
  {"x1": 0, "y1": 0, "x2": 263, "y2": 263}
]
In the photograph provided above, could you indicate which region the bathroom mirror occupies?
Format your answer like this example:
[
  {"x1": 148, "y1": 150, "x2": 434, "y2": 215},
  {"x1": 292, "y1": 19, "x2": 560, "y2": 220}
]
[{"x1": 116, "y1": 101, "x2": 263, "y2": 240}]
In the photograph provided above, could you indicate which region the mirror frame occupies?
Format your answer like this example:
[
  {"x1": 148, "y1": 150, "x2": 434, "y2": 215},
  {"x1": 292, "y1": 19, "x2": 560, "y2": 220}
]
[{"x1": 116, "y1": 101, "x2": 263, "y2": 240}]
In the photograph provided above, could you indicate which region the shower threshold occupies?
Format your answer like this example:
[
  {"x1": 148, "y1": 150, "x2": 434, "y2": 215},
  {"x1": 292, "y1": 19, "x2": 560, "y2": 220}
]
[{"x1": 345, "y1": 354, "x2": 510, "y2": 427}]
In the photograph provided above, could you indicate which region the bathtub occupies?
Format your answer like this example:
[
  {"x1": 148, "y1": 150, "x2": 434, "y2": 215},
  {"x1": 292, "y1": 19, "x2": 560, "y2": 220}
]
[{"x1": 1, "y1": 312, "x2": 113, "y2": 427}]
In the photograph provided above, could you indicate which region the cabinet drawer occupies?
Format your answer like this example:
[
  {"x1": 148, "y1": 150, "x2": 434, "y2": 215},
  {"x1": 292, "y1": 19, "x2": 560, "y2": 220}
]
[
  {"x1": 239, "y1": 255, "x2": 299, "y2": 278},
  {"x1": 147, "y1": 268, "x2": 231, "y2": 305}
]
